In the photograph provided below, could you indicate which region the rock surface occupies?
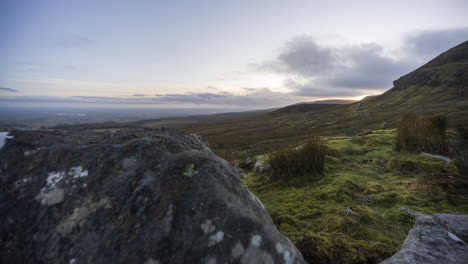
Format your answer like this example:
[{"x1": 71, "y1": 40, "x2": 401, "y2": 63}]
[
  {"x1": 381, "y1": 208, "x2": 468, "y2": 264},
  {"x1": 0, "y1": 128, "x2": 305, "y2": 264}
]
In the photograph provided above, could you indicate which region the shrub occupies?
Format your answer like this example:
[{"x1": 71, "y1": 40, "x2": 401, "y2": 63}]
[
  {"x1": 395, "y1": 113, "x2": 448, "y2": 154},
  {"x1": 454, "y1": 151, "x2": 468, "y2": 177},
  {"x1": 456, "y1": 124, "x2": 468, "y2": 141},
  {"x1": 269, "y1": 136, "x2": 326, "y2": 181}
]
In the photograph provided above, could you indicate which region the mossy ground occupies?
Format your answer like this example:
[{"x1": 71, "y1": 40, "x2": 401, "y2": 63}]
[{"x1": 244, "y1": 129, "x2": 468, "y2": 264}]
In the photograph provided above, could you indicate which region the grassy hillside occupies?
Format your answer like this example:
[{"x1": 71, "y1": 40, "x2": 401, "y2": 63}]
[
  {"x1": 244, "y1": 129, "x2": 468, "y2": 263},
  {"x1": 160, "y1": 41, "x2": 468, "y2": 159}
]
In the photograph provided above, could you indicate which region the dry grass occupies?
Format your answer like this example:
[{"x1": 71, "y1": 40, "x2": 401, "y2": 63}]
[
  {"x1": 269, "y1": 136, "x2": 326, "y2": 181},
  {"x1": 395, "y1": 113, "x2": 448, "y2": 154}
]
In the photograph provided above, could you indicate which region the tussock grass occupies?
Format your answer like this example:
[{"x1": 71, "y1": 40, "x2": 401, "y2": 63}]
[
  {"x1": 456, "y1": 124, "x2": 468, "y2": 140},
  {"x1": 395, "y1": 113, "x2": 448, "y2": 154},
  {"x1": 454, "y1": 151, "x2": 468, "y2": 177},
  {"x1": 268, "y1": 136, "x2": 326, "y2": 181}
]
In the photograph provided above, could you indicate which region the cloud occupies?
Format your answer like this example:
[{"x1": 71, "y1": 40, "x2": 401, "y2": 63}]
[
  {"x1": 263, "y1": 37, "x2": 417, "y2": 94},
  {"x1": 284, "y1": 79, "x2": 364, "y2": 97},
  {"x1": 132, "y1": 94, "x2": 149, "y2": 97},
  {"x1": 403, "y1": 27, "x2": 468, "y2": 60},
  {"x1": 0, "y1": 87, "x2": 19, "y2": 92},
  {"x1": 0, "y1": 89, "x2": 299, "y2": 108},
  {"x1": 262, "y1": 36, "x2": 337, "y2": 76},
  {"x1": 260, "y1": 28, "x2": 468, "y2": 96}
]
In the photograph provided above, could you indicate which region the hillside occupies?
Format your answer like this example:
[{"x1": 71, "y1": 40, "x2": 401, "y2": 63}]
[
  {"x1": 53, "y1": 41, "x2": 468, "y2": 160},
  {"x1": 172, "y1": 41, "x2": 468, "y2": 158},
  {"x1": 272, "y1": 104, "x2": 342, "y2": 114},
  {"x1": 353, "y1": 40, "x2": 468, "y2": 115}
]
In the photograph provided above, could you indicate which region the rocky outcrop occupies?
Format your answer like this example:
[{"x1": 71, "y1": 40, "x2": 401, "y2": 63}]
[
  {"x1": 0, "y1": 128, "x2": 305, "y2": 264},
  {"x1": 381, "y1": 208, "x2": 468, "y2": 264}
]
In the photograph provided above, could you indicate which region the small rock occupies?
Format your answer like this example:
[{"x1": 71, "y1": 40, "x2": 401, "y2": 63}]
[{"x1": 421, "y1": 152, "x2": 452, "y2": 164}]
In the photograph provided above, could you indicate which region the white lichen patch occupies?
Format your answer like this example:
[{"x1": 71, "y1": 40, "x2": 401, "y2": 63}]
[
  {"x1": 275, "y1": 242, "x2": 294, "y2": 264},
  {"x1": 46, "y1": 171, "x2": 66, "y2": 188},
  {"x1": 15, "y1": 177, "x2": 31, "y2": 186},
  {"x1": 201, "y1": 219, "x2": 215, "y2": 235},
  {"x1": 231, "y1": 242, "x2": 245, "y2": 259},
  {"x1": 0, "y1": 131, "x2": 13, "y2": 150},
  {"x1": 282, "y1": 250, "x2": 294, "y2": 264},
  {"x1": 24, "y1": 150, "x2": 37, "y2": 156},
  {"x1": 70, "y1": 166, "x2": 88, "y2": 178},
  {"x1": 36, "y1": 188, "x2": 65, "y2": 205},
  {"x1": 250, "y1": 234, "x2": 262, "y2": 247},
  {"x1": 56, "y1": 198, "x2": 109, "y2": 236},
  {"x1": 275, "y1": 243, "x2": 285, "y2": 253},
  {"x1": 208, "y1": 230, "x2": 224, "y2": 246},
  {"x1": 36, "y1": 166, "x2": 89, "y2": 205}
]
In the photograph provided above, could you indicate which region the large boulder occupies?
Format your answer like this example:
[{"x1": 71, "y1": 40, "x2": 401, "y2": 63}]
[
  {"x1": 0, "y1": 128, "x2": 305, "y2": 264},
  {"x1": 381, "y1": 208, "x2": 468, "y2": 264}
]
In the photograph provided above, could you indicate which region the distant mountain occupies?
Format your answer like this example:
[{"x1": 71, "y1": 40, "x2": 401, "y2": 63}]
[
  {"x1": 295, "y1": 99, "x2": 356, "y2": 105},
  {"x1": 273, "y1": 99, "x2": 355, "y2": 114}
]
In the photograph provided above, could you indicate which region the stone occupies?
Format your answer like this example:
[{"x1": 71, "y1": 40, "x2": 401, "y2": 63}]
[
  {"x1": 254, "y1": 155, "x2": 271, "y2": 173},
  {"x1": 421, "y1": 152, "x2": 452, "y2": 164},
  {"x1": 381, "y1": 208, "x2": 468, "y2": 264},
  {"x1": 0, "y1": 128, "x2": 305, "y2": 263}
]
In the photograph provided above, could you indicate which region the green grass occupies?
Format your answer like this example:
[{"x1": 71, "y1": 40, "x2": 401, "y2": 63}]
[{"x1": 244, "y1": 129, "x2": 468, "y2": 264}]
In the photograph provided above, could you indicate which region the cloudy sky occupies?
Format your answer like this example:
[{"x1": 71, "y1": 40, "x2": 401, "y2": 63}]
[{"x1": 1, "y1": 0, "x2": 468, "y2": 109}]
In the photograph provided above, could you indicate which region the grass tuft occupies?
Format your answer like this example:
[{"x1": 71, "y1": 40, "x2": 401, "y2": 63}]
[
  {"x1": 269, "y1": 136, "x2": 326, "y2": 181},
  {"x1": 395, "y1": 113, "x2": 448, "y2": 154},
  {"x1": 456, "y1": 124, "x2": 468, "y2": 140},
  {"x1": 454, "y1": 151, "x2": 468, "y2": 177},
  {"x1": 245, "y1": 129, "x2": 468, "y2": 264}
]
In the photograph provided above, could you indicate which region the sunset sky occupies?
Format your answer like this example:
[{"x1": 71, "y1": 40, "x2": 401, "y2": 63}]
[{"x1": 1, "y1": 0, "x2": 468, "y2": 108}]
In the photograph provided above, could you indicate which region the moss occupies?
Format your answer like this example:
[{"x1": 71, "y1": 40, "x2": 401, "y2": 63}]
[
  {"x1": 244, "y1": 129, "x2": 468, "y2": 263},
  {"x1": 183, "y1": 163, "x2": 195, "y2": 178}
]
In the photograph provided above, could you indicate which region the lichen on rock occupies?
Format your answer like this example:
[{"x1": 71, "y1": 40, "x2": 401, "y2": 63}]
[{"x1": 0, "y1": 128, "x2": 305, "y2": 263}]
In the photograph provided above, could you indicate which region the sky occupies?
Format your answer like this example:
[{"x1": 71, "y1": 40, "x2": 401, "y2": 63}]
[{"x1": 1, "y1": 0, "x2": 468, "y2": 109}]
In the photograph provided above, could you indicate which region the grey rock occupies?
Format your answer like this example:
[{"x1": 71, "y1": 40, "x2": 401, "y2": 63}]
[
  {"x1": 421, "y1": 152, "x2": 452, "y2": 164},
  {"x1": 234, "y1": 165, "x2": 248, "y2": 179},
  {"x1": 0, "y1": 128, "x2": 305, "y2": 264},
  {"x1": 381, "y1": 208, "x2": 468, "y2": 264},
  {"x1": 254, "y1": 155, "x2": 271, "y2": 173}
]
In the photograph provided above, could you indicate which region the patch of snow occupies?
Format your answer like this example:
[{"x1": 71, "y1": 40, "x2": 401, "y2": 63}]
[
  {"x1": 0, "y1": 132, "x2": 13, "y2": 150},
  {"x1": 448, "y1": 232, "x2": 463, "y2": 242},
  {"x1": 250, "y1": 234, "x2": 262, "y2": 247}
]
